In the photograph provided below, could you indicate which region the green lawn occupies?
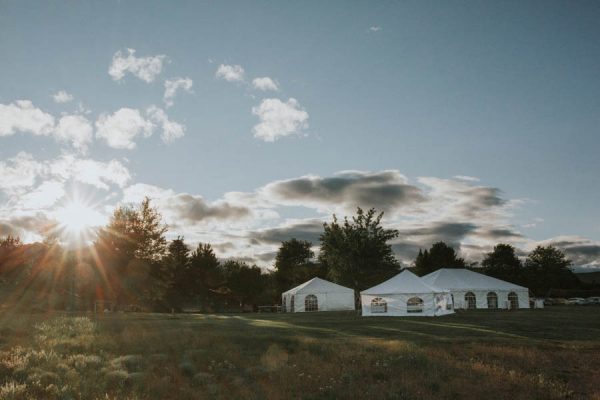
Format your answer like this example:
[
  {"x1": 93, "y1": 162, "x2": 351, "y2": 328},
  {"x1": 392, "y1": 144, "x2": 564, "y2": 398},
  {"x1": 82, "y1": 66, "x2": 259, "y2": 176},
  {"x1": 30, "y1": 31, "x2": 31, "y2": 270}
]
[{"x1": 0, "y1": 307, "x2": 598, "y2": 399}]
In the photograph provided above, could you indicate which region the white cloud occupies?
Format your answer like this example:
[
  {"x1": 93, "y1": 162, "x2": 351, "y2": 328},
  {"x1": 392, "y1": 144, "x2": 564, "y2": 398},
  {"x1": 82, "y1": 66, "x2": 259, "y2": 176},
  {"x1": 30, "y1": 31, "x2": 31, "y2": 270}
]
[
  {"x1": 108, "y1": 48, "x2": 167, "y2": 83},
  {"x1": 0, "y1": 100, "x2": 55, "y2": 137},
  {"x1": 95, "y1": 108, "x2": 155, "y2": 149},
  {"x1": 369, "y1": 26, "x2": 382, "y2": 32},
  {"x1": 52, "y1": 90, "x2": 74, "y2": 103},
  {"x1": 251, "y1": 98, "x2": 309, "y2": 142},
  {"x1": 54, "y1": 114, "x2": 94, "y2": 152},
  {"x1": 252, "y1": 77, "x2": 279, "y2": 91},
  {"x1": 48, "y1": 154, "x2": 131, "y2": 190},
  {"x1": 0, "y1": 152, "x2": 44, "y2": 190},
  {"x1": 146, "y1": 106, "x2": 186, "y2": 143},
  {"x1": 20, "y1": 181, "x2": 66, "y2": 209},
  {"x1": 215, "y1": 64, "x2": 245, "y2": 82},
  {"x1": 163, "y1": 77, "x2": 193, "y2": 108}
]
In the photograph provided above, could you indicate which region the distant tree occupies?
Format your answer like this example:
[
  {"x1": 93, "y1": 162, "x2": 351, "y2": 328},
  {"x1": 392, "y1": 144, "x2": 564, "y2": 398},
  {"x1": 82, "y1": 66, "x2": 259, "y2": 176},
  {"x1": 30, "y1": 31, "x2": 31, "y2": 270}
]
[
  {"x1": 319, "y1": 207, "x2": 400, "y2": 292},
  {"x1": 274, "y1": 238, "x2": 324, "y2": 292},
  {"x1": 524, "y1": 245, "x2": 579, "y2": 293},
  {"x1": 94, "y1": 197, "x2": 168, "y2": 308},
  {"x1": 163, "y1": 236, "x2": 191, "y2": 310},
  {"x1": 481, "y1": 244, "x2": 523, "y2": 283},
  {"x1": 189, "y1": 243, "x2": 223, "y2": 309},
  {"x1": 413, "y1": 242, "x2": 467, "y2": 276},
  {"x1": 221, "y1": 260, "x2": 266, "y2": 309}
]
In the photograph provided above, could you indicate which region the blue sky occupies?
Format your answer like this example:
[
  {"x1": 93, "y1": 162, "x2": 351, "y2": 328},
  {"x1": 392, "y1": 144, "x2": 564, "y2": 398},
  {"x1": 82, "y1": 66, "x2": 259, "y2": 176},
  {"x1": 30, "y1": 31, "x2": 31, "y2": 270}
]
[{"x1": 1, "y1": 1, "x2": 599, "y2": 268}]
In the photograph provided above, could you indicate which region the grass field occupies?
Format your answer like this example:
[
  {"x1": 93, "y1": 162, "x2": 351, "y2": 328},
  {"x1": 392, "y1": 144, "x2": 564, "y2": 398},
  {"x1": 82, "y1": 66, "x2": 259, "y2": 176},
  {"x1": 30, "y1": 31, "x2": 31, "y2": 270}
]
[{"x1": 0, "y1": 307, "x2": 598, "y2": 400}]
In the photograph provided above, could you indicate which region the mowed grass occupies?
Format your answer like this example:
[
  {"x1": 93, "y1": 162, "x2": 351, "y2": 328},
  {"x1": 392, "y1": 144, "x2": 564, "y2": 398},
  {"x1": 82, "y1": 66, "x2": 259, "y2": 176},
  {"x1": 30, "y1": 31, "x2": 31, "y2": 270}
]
[{"x1": 0, "y1": 308, "x2": 598, "y2": 399}]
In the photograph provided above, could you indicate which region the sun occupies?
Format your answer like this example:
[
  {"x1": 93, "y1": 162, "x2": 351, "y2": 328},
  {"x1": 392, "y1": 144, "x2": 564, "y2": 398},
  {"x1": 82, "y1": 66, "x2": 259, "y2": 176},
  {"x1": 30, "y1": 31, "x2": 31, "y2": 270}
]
[{"x1": 54, "y1": 200, "x2": 105, "y2": 236}]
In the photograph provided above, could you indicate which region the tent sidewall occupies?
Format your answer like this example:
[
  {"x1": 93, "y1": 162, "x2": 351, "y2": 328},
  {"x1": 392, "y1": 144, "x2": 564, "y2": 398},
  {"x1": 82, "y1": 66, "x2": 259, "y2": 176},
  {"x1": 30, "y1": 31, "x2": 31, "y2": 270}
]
[
  {"x1": 283, "y1": 291, "x2": 355, "y2": 313},
  {"x1": 361, "y1": 292, "x2": 454, "y2": 317},
  {"x1": 451, "y1": 289, "x2": 530, "y2": 309}
]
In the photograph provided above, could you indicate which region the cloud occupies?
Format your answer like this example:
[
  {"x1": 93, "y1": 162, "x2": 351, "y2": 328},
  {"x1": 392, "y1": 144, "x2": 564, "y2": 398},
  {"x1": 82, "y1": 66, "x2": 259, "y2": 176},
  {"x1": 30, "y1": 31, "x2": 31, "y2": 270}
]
[
  {"x1": 252, "y1": 77, "x2": 279, "y2": 91},
  {"x1": 123, "y1": 183, "x2": 251, "y2": 225},
  {"x1": 215, "y1": 64, "x2": 245, "y2": 82},
  {"x1": 534, "y1": 236, "x2": 600, "y2": 267},
  {"x1": 95, "y1": 108, "x2": 155, "y2": 149},
  {"x1": 0, "y1": 213, "x2": 58, "y2": 241},
  {"x1": 146, "y1": 106, "x2": 185, "y2": 143},
  {"x1": 260, "y1": 170, "x2": 425, "y2": 213},
  {"x1": 246, "y1": 219, "x2": 324, "y2": 246},
  {"x1": 368, "y1": 26, "x2": 381, "y2": 32},
  {"x1": 163, "y1": 77, "x2": 193, "y2": 108},
  {"x1": 52, "y1": 90, "x2": 74, "y2": 103},
  {"x1": 19, "y1": 181, "x2": 66, "y2": 209},
  {"x1": 49, "y1": 155, "x2": 131, "y2": 190},
  {"x1": 0, "y1": 152, "x2": 44, "y2": 190},
  {"x1": 108, "y1": 48, "x2": 167, "y2": 83},
  {"x1": 0, "y1": 100, "x2": 55, "y2": 137},
  {"x1": 54, "y1": 114, "x2": 94, "y2": 152},
  {"x1": 251, "y1": 98, "x2": 309, "y2": 142}
]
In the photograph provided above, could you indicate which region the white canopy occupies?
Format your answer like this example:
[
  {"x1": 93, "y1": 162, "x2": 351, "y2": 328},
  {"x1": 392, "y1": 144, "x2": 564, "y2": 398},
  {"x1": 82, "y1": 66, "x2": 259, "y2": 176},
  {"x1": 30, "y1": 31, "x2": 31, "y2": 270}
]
[
  {"x1": 282, "y1": 277, "x2": 355, "y2": 312},
  {"x1": 421, "y1": 268, "x2": 530, "y2": 309},
  {"x1": 360, "y1": 270, "x2": 454, "y2": 317}
]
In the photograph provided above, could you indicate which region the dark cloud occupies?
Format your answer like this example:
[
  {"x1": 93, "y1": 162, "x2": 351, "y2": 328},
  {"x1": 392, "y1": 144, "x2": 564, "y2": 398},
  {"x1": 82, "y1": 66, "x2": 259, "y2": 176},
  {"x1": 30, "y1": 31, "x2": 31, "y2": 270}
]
[
  {"x1": 263, "y1": 170, "x2": 425, "y2": 212},
  {"x1": 170, "y1": 194, "x2": 251, "y2": 222},
  {"x1": 475, "y1": 228, "x2": 523, "y2": 240},
  {"x1": 246, "y1": 220, "x2": 324, "y2": 246},
  {"x1": 540, "y1": 238, "x2": 600, "y2": 266},
  {"x1": 0, "y1": 213, "x2": 57, "y2": 238}
]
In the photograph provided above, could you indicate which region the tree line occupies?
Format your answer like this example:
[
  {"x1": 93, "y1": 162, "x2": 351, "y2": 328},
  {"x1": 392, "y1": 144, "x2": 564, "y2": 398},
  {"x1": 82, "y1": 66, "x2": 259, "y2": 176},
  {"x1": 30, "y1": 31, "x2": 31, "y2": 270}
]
[{"x1": 0, "y1": 199, "x2": 587, "y2": 312}]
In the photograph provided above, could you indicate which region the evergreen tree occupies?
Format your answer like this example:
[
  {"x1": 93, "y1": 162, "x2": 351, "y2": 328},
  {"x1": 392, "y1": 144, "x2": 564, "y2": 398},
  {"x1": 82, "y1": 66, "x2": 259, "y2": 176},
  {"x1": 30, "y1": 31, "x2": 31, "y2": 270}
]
[{"x1": 413, "y1": 242, "x2": 467, "y2": 276}]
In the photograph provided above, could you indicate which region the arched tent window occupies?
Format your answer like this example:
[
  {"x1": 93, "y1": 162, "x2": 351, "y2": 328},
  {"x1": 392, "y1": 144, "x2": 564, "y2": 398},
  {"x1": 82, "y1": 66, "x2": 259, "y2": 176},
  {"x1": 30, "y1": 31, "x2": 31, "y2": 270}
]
[
  {"x1": 282, "y1": 296, "x2": 287, "y2": 312},
  {"x1": 487, "y1": 292, "x2": 498, "y2": 309},
  {"x1": 371, "y1": 297, "x2": 387, "y2": 313},
  {"x1": 508, "y1": 292, "x2": 519, "y2": 309},
  {"x1": 290, "y1": 295, "x2": 295, "y2": 312},
  {"x1": 465, "y1": 292, "x2": 477, "y2": 309},
  {"x1": 305, "y1": 294, "x2": 318, "y2": 312},
  {"x1": 407, "y1": 297, "x2": 424, "y2": 313}
]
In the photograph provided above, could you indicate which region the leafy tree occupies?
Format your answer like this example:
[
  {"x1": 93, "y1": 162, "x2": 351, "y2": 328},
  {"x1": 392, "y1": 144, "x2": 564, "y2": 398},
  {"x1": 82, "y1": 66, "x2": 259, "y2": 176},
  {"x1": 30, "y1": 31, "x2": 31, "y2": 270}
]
[
  {"x1": 319, "y1": 207, "x2": 400, "y2": 292},
  {"x1": 524, "y1": 245, "x2": 579, "y2": 293},
  {"x1": 413, "y1": 242, "x2": 467, "y2": 276},
  {"x1": 221, "y1": 260, "x2": 266, "y2": 309},
  {"x1": 274, "y1": 238, "x2": 324, "y2": 292},
  {"x1": 189, "y1": 243, "x2": 222, "y2": 309},
  {"x1": 94, "y1": 197, "x2": 168, "y2": 308},
  {"x1": 163, "y1": 236, "x2": 191, "y2": 310},
  {"x1": 481, "y1": 244, "x2": 523, "y2": 283}
]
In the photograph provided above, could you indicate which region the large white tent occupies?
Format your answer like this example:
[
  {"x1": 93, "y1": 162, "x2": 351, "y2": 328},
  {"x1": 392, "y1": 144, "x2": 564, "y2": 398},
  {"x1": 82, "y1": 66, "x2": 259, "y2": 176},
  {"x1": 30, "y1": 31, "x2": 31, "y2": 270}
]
[
  {"x1": 360, "y1": 270, "x2": 454, "y2": 317},
  {"x1": 282, "y1": 277, "x2": 355, "y2": 313},
  {"x1": 421, "y1": 268, "x2": 530, "y2": 309}
]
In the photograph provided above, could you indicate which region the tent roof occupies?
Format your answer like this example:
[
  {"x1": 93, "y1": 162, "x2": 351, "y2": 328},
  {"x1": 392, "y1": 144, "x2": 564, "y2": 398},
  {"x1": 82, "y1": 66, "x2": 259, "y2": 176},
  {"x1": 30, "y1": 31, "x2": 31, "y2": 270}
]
[
  {"x1": 361, "y1": 269, "x2": 447, "y2": 295},
  {"x1": 422, "y1": 268, "x2": 528, "y2": 291},
  {"x1": 283, "y1": 277, "x2": 354, "y2": 296}
]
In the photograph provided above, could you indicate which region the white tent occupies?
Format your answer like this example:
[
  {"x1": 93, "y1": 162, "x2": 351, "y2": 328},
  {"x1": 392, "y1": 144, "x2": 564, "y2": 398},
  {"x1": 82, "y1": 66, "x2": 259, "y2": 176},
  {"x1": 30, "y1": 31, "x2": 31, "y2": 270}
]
[
  {"x1": 421, "y1": 268, "x2": 530, "y2": 309},
  {"x1": 282, "y1": 277, "x2": 355, "y2": 313},
  {"x1": 360, "y1": 270, "x2": 454, "y2": 317}
]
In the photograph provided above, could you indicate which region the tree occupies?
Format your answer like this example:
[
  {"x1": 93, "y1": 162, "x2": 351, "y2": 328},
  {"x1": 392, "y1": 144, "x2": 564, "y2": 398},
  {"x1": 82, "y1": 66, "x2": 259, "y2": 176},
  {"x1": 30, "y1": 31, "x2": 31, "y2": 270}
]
[
  {"x1": 319, "y1": 207, "x2": 400, "y2": 292},
  {"x1": 481, "y1": 244, "x2": 523, "y2": 283},
  {"x1": 163, "y1": 236, "x2": 191, "y2": 310},
  {"x1": 94, "y1": 197, "x2": 168, "y2": 308},
  {"x1": 524, "y1": 246, "x2": 579, "y2": 293},
  {"x1": 221, "y1": 260, "x2": 266, "y2": 309},
  {"x1": 412, "y1": 242, "x2": 467, "y2": 276},
  {"x1": 189, "y1": 243, "x2": 222, "y2": 309},
  {"x1": 274, "y1": 238, "x2": 324, "y2": 292}
]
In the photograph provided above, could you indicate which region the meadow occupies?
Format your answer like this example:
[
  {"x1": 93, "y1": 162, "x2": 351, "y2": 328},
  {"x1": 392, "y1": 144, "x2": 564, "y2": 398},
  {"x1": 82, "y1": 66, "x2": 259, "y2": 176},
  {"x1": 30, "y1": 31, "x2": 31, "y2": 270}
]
[{"x1": 0, "y1": 307, "x2": 598, "y2": 400}]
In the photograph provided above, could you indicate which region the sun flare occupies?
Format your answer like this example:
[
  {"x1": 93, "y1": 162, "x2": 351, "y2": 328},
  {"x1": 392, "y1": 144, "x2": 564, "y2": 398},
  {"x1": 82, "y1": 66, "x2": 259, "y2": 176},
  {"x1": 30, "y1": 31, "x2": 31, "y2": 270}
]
[{"x1": 54, "y1": 200, "x2": 105, "y2": 236}]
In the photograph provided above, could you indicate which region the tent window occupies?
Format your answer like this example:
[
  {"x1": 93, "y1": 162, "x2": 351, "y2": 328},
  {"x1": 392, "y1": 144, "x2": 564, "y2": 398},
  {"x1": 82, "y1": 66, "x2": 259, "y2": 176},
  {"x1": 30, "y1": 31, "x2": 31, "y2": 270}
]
[
  {"x1": 465, "y1": 292, "x2": 477, "y2": 309},
  {"x1": 407, "y1": 297, "x2": 424, "y2": 313},
  {"x1": 290, "y1": 295, "x2": 295, "y2": 312},
  {"x1": 371, "y1": 297, "x2": 387, "y2": 313},
  {"x1": 446, "y1": 295, "x2": 453, "y2": 310},
  {"x1": 487, "y1": 292, "x2": 498, "y2": 309},
  {"x1": 305, "y1": 294, "x2": 318, "y2": 312},
  {"x1": 508, "y1": 292, "x2": 519, "y2": 309},
  {"x1": 282, "y1": 296, "x2": 287, "y2": 312}
]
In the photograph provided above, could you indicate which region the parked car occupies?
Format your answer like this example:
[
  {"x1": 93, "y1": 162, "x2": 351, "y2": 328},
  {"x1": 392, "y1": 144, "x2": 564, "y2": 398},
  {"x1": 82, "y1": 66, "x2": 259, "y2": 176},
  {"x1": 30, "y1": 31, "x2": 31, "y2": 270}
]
[
  {"x1": 566, "y1": 297, "x2": 586, "y2": 305},
  {"x1": 584, "y1": 296, "x2": 600, "y2": 305}
]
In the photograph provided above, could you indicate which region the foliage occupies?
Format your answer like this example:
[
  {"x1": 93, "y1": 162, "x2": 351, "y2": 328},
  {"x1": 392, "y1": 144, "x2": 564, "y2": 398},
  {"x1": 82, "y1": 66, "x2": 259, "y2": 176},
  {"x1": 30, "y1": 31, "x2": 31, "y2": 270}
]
[
  {"x1": 274, "y1": 238, "x2": 325, "y2": 293},
  {"x1": 523, "y1": 246, "x2": 579, "y2": 294},
  {"x1": 412, "y1": 241, "x2": 468, "y2": 276},
  {"x1": 319, "y1": 207, "x2": 400, "y2": 291}
]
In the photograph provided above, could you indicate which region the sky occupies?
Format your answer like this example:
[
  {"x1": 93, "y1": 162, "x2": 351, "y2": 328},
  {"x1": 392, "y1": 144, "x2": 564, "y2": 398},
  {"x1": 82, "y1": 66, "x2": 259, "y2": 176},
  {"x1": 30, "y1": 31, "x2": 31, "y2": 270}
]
[{"x1": 1, "y1": 0, "x2": 599, "y2": 269}]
